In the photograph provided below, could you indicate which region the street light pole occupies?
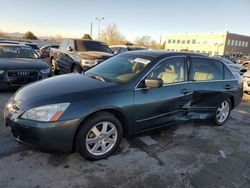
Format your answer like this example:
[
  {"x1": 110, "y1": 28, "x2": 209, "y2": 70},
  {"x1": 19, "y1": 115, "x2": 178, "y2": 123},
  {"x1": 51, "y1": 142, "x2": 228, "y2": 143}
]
[{"x1": 95, "y1": 16, "x2": 104, "y2": 38}]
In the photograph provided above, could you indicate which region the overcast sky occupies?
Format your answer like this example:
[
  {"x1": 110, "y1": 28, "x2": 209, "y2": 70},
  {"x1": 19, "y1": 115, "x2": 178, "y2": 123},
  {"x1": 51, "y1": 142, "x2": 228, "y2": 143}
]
[{"x1": 0, "y1": 0, "x2": 250, "y2": 41}]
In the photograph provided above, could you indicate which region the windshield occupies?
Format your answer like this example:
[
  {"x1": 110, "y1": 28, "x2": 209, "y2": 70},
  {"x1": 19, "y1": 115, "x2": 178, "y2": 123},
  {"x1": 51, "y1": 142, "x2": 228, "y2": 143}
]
[
  {"x1": 76, "y1": 40, "x2": 112, "y2": 53},
  {"x1": 85, "y1": 54, "x2": 155, "y2": 83},
  {"x1": 0, "y1": 46, "x2": 39, "y2": 59}
]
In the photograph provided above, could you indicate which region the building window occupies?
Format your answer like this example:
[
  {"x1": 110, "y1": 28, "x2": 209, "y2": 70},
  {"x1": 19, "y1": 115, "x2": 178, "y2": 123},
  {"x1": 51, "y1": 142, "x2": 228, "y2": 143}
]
[
  {"x1": 192, "y1": 39, "x2": 196, "y2": 44},
  {"x1": 172, "y1": 39, "x2": 176, "y2": 44},
  {"x1": 231, "y1": 40, "x2": 235, "y2": 46},
  {"x1": 242, "y1": 41, "x2": 245, "y2": 47},
  {"x1": 187, "y1": 40, "x2": 190, "y2": 44},
  {"x1": 177, "y1": 40, "x2": 180, "y2": 44},
  {"x1": 181, "y1": 40, "x2": 185, "y2": 44},
  {"x1": 235, "y1": 40, "x2": 238, "y2": 46},
  {"x1": 227, "y1": 39, "x2": 231, "y2": 46},
  {"x1": 239, "y1": 41, "x2": 242, "y2": 47},
  {"x1": 168, "y1": 40, "x2": 171, "y2": 44},
  {"x1": 246, "y1": 42, "x2": 249, "y2": 47}
]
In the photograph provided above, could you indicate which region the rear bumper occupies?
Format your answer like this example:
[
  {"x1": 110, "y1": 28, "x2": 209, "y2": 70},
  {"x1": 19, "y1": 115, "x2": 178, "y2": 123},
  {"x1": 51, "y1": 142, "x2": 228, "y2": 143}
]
[{"x1": 4, "y1": 110, "x2": 80, "y2": 152}]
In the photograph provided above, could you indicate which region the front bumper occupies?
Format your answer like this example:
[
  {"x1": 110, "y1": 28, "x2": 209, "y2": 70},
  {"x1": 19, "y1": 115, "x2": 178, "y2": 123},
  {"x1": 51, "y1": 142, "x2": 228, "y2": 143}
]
[{"x1": 4, "y1": 109, "x2": 80, "y2": 152}]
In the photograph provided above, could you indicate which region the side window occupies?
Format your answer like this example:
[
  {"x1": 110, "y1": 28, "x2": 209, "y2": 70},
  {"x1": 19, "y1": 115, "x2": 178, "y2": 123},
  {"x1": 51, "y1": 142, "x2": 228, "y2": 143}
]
[
  {"x1": 60, "y1": 39, "x2": 69, "y2": 51},
  {"x1": 120, "y1": 47, "x2": 127, "y2": 53},
  {"x1": 147, "y1": 57, "x2": 185, "y2": 84},
  {"x1": 224, "y1": 66, "x2": 235, "y2": 80},
  {"x1": 190, "y1": 58, "x2": 223, "y2": 81},
  {"x1": 68, "y1": 40, "x2": 74, "y2": 50}
]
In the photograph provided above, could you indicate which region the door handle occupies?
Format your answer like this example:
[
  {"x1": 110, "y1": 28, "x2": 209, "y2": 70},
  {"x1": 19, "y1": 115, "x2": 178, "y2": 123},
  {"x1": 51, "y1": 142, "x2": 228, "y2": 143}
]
[
  {"x1": 181, "y1": 88, "x2": 193, "y2": 94},
  {"x1": 223, "y1": 85, "x2": 233, "y2": 90}
]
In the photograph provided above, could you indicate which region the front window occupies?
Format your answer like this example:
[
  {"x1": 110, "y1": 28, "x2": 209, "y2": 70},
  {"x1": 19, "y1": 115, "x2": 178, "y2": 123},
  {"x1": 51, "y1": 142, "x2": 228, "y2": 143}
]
[
  {"x1": 147, "y1": 57, "x2": 185, "y2": 84},
  {"x1": 86, "y1": 54, "x2": 155, "y2": 83},
  {"x1": 0, "y1": 45, "x2": 39, "y2": 59},
  {"x1": 76, "y1": 40, "x2": 112, "y2": 53}
]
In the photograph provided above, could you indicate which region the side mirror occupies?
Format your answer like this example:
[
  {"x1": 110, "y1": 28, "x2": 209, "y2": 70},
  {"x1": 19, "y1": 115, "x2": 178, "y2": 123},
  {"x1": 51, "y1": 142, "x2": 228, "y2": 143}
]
[
  {"x1": 66, "y1": 46, "x2": 73, "y2": 52},
  {"x1": 144, "y1": 78, "x2": 163, "y2": 88}
]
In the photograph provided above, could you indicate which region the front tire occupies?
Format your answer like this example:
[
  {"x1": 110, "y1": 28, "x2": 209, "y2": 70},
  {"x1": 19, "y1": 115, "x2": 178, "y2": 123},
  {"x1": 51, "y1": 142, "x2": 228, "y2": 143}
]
[
  {"x1": 75, "y1": 112, "x2": 123, "y2": 160},
  {"x1": 213, "y1": 98, "x2": 231, "y2": 126}
]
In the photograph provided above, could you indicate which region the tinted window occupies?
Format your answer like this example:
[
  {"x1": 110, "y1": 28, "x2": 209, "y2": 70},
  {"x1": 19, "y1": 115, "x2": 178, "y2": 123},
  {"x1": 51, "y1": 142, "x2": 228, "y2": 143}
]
[
  {"x1": 76, "y1": 40, "x2": 112, "y2": 53},
  {"x1": 86, "y1": 54, "x2": 155, "y2": 83},
  {"x1": 224, "y1": 66, "x2": 235, "y2": 80},
  {"x1": 190, "y1": 58, "x2": 223, "y2": 81},
  {"x1": 147, "y1": 57, "x2": 185, "y2": 84},
  {"x1": 26, "y1": 44, "x2": 39, "y2": 50},
  {"x1": 0, "y1": 45, "x2": 39, "y2": 59}
]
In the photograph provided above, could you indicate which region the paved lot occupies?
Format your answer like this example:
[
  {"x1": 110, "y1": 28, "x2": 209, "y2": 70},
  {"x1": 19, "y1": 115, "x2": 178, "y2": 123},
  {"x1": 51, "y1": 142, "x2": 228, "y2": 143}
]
[{"x1": 0, "y1": 91, "x2": 250, "y2": 188}]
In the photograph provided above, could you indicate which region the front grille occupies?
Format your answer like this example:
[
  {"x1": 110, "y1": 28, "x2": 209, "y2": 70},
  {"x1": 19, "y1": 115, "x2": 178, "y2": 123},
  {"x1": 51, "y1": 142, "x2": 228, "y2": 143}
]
[{"x1": 7, "y1": 70, "x2": 39, "y2": 86}]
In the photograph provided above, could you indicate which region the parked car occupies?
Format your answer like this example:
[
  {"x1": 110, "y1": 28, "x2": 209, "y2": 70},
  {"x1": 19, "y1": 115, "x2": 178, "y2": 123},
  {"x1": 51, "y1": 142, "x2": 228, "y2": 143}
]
[
  {"x1": 0, "y1": 43, "x2": 51, "y2": 90},
  {"x1": 50, "y1": 39, "x2": 113, "y2": 74},
  {"x1": 40, "y1": 45, "x2": 59, "y2": 58},
  {"x1": 0, "y1": 39, "x2": 41, "y2": 55},
  {"x1": 110, "y1": 45, "x2": 147, "y2": 54},
  {"x1": 243, "y1": 71, "x2": 250, "y2": 94},
  {"x1": 236, "y1": 56, "x2": 250, "y2": 70},
  {"x1": 4, "y1": 51, "x2": 243, "y2": 160},
  {"x1": 214, "y1": 57, "x2": 247, "y2": 75}
]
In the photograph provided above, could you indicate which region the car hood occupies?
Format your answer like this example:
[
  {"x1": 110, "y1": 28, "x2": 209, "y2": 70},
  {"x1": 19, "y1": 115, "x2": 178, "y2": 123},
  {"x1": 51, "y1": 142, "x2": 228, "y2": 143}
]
[
  {"x1": 77, "y1": 51, "x2": 113, "y2": 59},
  {"x1": 0, "y1": 58, "x2": 49, "y2": 70},
  {"x1": 13, "y1": 73, "x2": 116, "y2": 110}
]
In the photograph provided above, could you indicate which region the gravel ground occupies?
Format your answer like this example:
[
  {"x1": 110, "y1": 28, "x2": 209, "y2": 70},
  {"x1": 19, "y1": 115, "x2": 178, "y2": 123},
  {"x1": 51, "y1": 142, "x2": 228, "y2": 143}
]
[{"x1": 0, "y1": 92, "x2": 250, "y2": 188}]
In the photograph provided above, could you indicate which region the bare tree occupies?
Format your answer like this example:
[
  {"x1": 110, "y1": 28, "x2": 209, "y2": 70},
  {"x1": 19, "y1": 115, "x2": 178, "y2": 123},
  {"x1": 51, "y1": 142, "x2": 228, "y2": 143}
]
[
  {"x1": 134, "y1": 35, "x2": 162, "y2": 49},
  {"x1": 0, "y1": 30, "x2": 6, "y2": 38},
  {"x1": 99, "y1": 24, "x2": 127, "y2": 45},
  {"x1": 51, "y1": 35, "x2": 62, "y2": 43}
]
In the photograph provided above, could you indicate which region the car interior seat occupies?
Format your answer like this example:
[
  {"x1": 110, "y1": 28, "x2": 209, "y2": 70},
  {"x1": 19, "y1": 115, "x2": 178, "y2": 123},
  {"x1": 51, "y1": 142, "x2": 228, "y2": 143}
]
[{"x1": 158, "y1": 64, "x2": 177, "y2": 84}]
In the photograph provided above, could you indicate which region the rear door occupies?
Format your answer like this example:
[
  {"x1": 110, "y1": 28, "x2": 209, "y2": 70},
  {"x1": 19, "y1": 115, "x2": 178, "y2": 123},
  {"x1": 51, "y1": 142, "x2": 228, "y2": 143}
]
[
  {"x1": 134, "y1": 56, "x2": 193, "y2": 132},
  {"x1": 187, "y1": 56, "x2": 237, "y2": 119}
]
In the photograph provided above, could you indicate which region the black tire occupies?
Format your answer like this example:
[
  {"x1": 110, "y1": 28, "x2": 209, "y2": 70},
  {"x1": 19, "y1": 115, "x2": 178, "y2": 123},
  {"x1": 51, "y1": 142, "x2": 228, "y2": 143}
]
[
  {"x1": 72, "y1": 64, "x2": 83, "y2": 73},
  {"x1": 75, "y1": 112, "x2": 123, "y2": 160},
  {"x1": 51, "y1": 59, "x2": 59, "y2": 75},
  {"x1": 213, "y1": 98, "x2": 232, "y2": 126}
]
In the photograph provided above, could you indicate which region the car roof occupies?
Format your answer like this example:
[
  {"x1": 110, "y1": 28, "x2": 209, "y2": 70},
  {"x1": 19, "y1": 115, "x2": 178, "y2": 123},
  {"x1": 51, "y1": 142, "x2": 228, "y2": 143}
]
[
  {"x1": 110, "y1": 45, "x2": 146, "y2": 48},
  {"x1": 0, "y1": 43, "x2": 25, "y2": 47},
  {"x1": 125, "y1": 50, "x2": 207, "y2": 58}
]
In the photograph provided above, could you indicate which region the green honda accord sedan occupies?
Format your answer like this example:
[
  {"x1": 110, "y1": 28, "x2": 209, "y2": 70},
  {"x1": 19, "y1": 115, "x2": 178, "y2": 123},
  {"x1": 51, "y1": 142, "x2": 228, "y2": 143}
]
[{"x1": 4, "y1": 51, "x2": 243, "y2": 160}]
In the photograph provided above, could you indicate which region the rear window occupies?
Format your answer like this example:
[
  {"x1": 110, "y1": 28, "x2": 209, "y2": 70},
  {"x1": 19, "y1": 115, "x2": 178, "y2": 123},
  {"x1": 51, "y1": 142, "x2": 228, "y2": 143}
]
[{"x1": 76, "y1": 40, "x2": 112, "y2": 53}]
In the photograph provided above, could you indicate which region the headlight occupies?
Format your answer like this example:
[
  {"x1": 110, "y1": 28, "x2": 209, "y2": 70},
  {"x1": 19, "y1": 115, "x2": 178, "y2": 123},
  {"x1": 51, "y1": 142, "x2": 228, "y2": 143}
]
[
  {"x1": 21, "y1": 103, "x2": 70, "y2": 122},
  {"x1": 81, "y1": 59, "x2": 97, "y2": 67},
  {"x1": 0, "y1": 70, "x2": 4, "y2": 74},
  {"x1": 40, "y1": 68, "x2": 51, "y2": 74}
]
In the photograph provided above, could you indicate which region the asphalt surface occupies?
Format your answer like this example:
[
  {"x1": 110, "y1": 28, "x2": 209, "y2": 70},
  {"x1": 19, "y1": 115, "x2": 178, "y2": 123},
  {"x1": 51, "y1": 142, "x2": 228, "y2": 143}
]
[{"x1": 0, "y1": 91, "x2": 250, "y2": 188}]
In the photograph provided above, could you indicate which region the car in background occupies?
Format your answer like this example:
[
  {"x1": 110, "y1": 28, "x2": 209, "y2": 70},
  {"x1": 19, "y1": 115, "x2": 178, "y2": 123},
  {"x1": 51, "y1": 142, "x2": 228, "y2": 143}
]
[
  {"x1": 0, "y1": 39, "x2": 41, "y2": 55},
  {"x1": 110, "y1": 45, "x2": 147, "y2": 54},
  {"x1": 236, "y1": 56, "x2": 250, "y2": 70},
  {"x1": 50, "y1": 39, "x2": 113, "y2": 74},
  {"x1": 40, "y1": 45, "x2": 59, "y2": 58},
  {"x1": 214, "y1": 57, "x2": 247, "y2": 75},
  {"x1": 0, "y1": 43, "x2": 51, "y2": 90},
  {"x1": 243, "y1": 71, "x2": 250, "y2": 94},
  {"x1": 4, "y1": 51, "x2": 243, "y2": 160}
]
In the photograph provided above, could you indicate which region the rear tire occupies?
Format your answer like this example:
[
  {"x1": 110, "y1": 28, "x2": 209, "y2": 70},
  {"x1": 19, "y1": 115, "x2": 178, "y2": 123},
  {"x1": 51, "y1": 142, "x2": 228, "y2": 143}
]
[
  {"x1": 75, "y1": 112, "x2": 123, "y2": 160},
  {"x1": 213, "y1": 98, "x2": 231, "y2": 126}
]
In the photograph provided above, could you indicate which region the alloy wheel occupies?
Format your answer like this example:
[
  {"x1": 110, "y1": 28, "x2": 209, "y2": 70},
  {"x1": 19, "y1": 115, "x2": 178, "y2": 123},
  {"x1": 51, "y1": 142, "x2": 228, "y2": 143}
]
[
  {"x1": 216, "y1": 100, "x2": 230, "y2": 123},
  {"x1": 86, "y1": 121, "x2": 118, "y2": 156}
]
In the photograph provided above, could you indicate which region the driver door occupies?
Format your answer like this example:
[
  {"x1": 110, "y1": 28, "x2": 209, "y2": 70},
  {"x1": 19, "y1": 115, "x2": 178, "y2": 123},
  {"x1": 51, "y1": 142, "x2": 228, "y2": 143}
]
[{"x1": 133, "y1": 56, "x2": 193, "y2": 132}]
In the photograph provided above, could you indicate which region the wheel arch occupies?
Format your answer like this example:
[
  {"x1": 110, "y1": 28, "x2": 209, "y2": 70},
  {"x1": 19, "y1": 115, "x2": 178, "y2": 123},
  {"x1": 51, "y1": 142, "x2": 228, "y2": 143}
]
[{"x1": 72, "y1": 108, "x2": 130, "y2": 151}]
